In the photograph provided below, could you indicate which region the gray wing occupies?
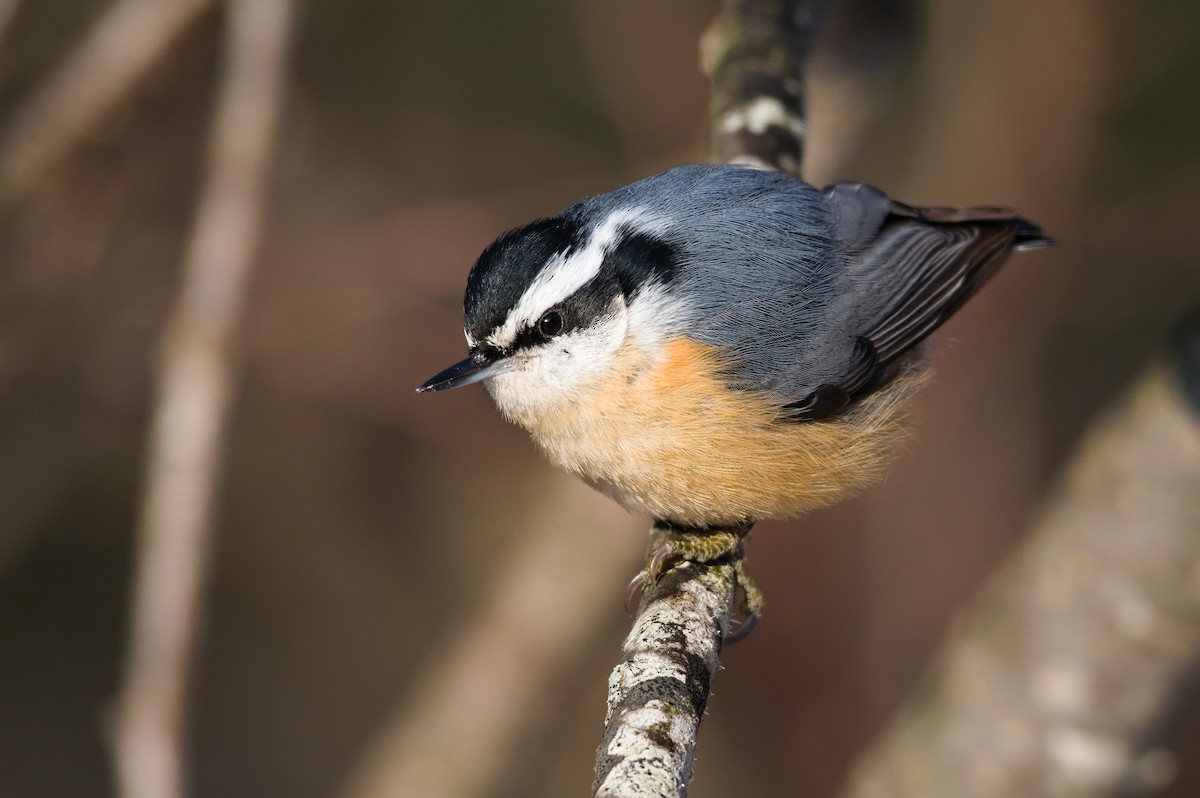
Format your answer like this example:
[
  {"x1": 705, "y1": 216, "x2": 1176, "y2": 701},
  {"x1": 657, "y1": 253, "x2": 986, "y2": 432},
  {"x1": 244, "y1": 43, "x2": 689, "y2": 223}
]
[{"x1": 786, "y1": 181, "x2": 1051, "y2": 420}]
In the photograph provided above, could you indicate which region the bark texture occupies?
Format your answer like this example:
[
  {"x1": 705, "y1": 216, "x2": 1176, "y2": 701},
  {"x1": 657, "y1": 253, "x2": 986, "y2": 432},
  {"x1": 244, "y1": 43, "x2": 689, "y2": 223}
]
[
  {"x1": 593, "y1": 562, "x2": 739, "y2": 797},
  {"x1": 701, "y1": 0, "x2": 827, "y2": 174}
]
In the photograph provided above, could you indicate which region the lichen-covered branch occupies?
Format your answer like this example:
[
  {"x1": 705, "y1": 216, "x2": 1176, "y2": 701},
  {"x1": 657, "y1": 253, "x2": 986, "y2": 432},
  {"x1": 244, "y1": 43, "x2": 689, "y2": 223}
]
[
  {"x1": 701, "y1": 0, "x2": 829, "y2": 175},
  {"x1": 839, "y1": 338, "x2": 1200, "y2": 797},
  {"x1": 593, "y1": 561, "x2": 739, "y2": 797},
  {"x1": 111, "y1": 2, "x2": 293, "y2": 797}
]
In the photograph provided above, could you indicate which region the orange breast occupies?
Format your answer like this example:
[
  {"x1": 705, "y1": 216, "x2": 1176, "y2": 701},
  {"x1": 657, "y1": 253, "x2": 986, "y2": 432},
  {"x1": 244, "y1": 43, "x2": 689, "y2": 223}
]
[{"x1": 525, "y1": 337, "x2": 923, "y2": 527}]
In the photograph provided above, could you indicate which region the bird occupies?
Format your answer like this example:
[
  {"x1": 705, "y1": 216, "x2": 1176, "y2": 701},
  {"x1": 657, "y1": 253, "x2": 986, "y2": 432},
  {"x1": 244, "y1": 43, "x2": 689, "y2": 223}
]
[{"x1": 418, "y1": 164, "x2": 1049, "y2": 600}]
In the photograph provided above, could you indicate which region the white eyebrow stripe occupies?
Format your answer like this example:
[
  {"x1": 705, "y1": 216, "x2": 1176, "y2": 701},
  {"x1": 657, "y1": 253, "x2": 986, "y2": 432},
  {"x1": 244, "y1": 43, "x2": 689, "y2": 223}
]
[{"x1": 488, "y1": 207, "x2": 665, "y2": 349}]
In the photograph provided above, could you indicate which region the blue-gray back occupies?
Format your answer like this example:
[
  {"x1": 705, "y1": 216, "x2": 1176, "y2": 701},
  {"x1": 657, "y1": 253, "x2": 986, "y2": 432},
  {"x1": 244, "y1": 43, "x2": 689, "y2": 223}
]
[{"x1": 566, "y1": 164, "x2": 858, "y2": 401}]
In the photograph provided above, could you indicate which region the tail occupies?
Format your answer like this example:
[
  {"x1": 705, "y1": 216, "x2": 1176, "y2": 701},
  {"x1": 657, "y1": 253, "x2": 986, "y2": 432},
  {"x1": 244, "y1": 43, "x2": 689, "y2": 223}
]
[{"x1": 888, "y1": 198, "x2": 1053, "y2": 251}]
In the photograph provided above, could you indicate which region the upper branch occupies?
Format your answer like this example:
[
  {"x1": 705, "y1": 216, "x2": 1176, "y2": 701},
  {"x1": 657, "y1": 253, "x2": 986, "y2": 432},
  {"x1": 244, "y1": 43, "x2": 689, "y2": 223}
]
[{"x1": 702, "y1": 0, "x2": 828, "y2": 175}]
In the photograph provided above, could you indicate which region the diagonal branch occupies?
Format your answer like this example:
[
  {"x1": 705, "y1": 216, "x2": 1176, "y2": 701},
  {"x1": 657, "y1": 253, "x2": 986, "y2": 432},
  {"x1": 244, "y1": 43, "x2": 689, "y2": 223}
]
[
  {"x1": 340, "y1": 480, "x2": 642, "y2": 798},
  {"x1": 0, "y1": 0, "x2": 215, "y2": 204},
  {"x1": 0, "y1": 0, "x2": 23, "y2": 53},
  {"x1": 593, "y1": 561, "x2": 738, "y2": 797},
  {"x1": 111, "y1": 1, "x2": 294, "y2": 797}
]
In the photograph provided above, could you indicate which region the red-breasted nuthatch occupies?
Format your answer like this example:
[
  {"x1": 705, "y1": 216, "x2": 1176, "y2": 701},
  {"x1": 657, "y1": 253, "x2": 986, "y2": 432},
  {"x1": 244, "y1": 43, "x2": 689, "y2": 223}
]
[{"x1": 420, "y1": 164, "x2": 1048, "y2": 535}]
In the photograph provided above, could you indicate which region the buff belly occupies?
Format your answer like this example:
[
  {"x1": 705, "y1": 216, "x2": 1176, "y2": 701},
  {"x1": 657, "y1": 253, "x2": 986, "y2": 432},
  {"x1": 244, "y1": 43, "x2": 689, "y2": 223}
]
[{"x1": 521, "y1": 338, "x2": 924, "y2": 528}]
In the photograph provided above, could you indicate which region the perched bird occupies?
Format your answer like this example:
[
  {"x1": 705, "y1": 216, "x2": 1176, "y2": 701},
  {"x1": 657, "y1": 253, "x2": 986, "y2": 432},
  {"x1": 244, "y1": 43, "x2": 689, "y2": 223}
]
[{"x1": 420, "y1": 164, "x2": 1048, "y2": 538}]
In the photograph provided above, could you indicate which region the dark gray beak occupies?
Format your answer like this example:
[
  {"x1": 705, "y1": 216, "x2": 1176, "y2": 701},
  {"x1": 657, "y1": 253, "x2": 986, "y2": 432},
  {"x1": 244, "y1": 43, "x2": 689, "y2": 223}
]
[{"x1": 417, "y1": 352, "x2": 512, "y2": 393}]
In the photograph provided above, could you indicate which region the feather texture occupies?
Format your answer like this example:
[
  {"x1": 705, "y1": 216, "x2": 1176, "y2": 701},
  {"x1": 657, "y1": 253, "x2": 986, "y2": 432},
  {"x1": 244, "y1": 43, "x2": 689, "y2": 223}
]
[
  {"x1": 444, "y1": 164, "x2": 1050, "y2": 524},
  {"x1": 782, "y1": 181, "x2": 1051, "y2": 418}
]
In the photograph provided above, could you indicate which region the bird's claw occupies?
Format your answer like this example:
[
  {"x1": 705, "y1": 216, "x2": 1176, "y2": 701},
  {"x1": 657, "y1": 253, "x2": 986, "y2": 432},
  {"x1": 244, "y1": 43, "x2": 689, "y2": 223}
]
[{"x1": 624, "y1": 522, "x2": 765, "y2": 643}]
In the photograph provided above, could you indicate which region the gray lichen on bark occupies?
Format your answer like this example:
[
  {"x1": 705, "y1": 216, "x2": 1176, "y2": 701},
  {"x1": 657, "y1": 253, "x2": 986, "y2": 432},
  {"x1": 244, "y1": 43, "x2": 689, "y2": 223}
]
[
  {"x1": 593, "y1": 562, "x2": 737, "y2": 797},
  {"x1": 702, "y1": 0, "x2": 827, "y2": 174}
]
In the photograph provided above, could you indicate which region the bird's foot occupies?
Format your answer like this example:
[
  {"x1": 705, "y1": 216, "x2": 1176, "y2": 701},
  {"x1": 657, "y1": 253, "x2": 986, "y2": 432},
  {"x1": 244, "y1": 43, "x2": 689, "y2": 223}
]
[{"x1": 625, "y1": 521, "x2": 764, "y2": 643}]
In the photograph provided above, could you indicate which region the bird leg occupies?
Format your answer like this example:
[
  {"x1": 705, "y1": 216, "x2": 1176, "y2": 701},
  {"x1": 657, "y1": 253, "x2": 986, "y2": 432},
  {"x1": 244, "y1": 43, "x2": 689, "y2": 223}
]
[{"x1": 625, "y1": 521, "x2": 764, "y2": 642}]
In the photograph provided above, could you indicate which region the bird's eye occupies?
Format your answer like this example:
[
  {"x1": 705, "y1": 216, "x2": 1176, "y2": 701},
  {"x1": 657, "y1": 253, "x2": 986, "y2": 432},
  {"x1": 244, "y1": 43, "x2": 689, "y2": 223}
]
[{"x1": 538, "y1": 310, "x2": 564, "y2": 338}]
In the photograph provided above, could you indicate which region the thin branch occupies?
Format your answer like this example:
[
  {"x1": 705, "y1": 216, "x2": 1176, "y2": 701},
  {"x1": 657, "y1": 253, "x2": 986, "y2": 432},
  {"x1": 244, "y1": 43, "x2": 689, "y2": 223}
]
[
  {"x1": 591, "y1": 3, "x2": 827, "y2": 796},
  {"x1": 839, "y1": 352, "x2": 1200, "y2": 797},
  {"x1": 111, "y1": 1, "x2": 294, "y2": 797},
  {"x1": 0, "y1": 0, "x2": 214, "y2": 204},
  {"x1": 593, "y1": 561, "x2": 738, "y2": 797}
]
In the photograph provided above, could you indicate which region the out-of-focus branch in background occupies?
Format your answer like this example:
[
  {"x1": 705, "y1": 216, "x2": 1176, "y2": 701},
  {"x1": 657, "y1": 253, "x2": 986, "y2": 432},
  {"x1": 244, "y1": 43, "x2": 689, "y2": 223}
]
[
  {"x1": 0, "y1": 0, "x2": 23, "y2": 53},
  {"x1": 839, "y1": 319, "x2": 1200, "y2": 797},
  {"x1": 111, "y1": 1, "x2": 293, "y2": 797},
  {"x1": 590, "y1": 3, "x2": 828, "y2": 797},
  {"x1": 339, "y1": 478, "x2": 642, "y2": 798},
  {"x1": 0, "y1": 0, "x2": 213, "y2": 205}
]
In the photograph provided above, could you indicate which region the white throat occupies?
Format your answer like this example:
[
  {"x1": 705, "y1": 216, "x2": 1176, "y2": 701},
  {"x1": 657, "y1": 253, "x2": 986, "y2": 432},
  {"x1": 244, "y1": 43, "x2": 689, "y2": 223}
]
[{"x1": 484, "y1": 300, "x2": 629, "y2": 426}]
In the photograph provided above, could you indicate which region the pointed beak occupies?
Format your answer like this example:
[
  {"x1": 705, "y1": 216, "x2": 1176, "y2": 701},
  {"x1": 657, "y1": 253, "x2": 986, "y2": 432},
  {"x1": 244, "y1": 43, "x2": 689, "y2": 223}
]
[{"x1": 417, "y1": 351, "x2": 512, "y2": 393}]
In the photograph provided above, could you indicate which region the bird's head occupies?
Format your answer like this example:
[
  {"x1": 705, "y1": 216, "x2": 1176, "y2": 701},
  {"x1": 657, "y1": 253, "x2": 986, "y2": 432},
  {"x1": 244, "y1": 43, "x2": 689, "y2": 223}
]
[{"x1": 418, "y1": 206, "x2": 684, "y2": 425}]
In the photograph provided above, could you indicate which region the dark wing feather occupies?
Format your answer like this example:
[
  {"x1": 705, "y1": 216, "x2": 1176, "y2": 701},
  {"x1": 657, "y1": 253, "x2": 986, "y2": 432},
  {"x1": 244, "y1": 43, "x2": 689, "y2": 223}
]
[
  {"x1": 784, "y1": 337, "x2": 876, "y2": 420},
  {"x1": 788, "y1": 182, "x2": 1050, "y2": 420},
  {"x1": 861, "y1": 216, "x2": 1017, "y2": 363}
]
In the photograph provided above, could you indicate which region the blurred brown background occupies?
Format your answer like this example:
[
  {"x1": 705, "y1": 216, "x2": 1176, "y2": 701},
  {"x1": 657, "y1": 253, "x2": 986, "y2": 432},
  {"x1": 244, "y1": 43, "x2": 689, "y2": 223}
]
[{"x1": 2, "y1": 0, "x2": 1199, "y2": 796}]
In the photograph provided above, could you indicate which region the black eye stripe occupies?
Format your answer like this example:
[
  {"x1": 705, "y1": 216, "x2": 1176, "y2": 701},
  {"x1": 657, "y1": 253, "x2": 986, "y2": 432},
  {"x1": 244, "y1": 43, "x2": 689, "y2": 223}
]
[
  {"x1": 606, "y1": 231, "x2": 678, "y2": 299},
  {"x1": 504, "y1": 273, "x2": 621, "y2": 353},
  {"x1": 482, "y1": 224, "x2": 678, "y2": 354}
]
